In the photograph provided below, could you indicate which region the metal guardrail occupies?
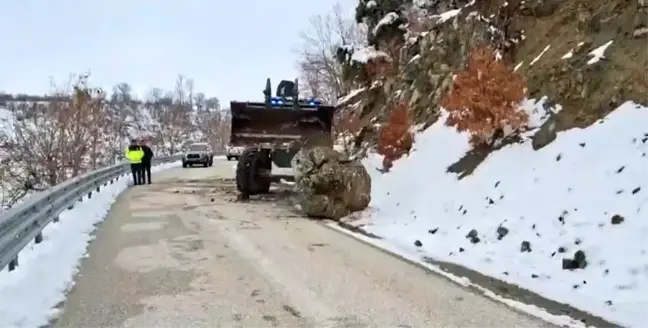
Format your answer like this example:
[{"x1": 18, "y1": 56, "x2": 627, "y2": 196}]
[{"x1": 0, "y1": 155, "x2": 181, "y2": 272}]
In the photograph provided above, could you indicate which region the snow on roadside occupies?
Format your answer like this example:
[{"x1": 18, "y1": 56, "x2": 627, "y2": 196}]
[
  {"x1": 0, "y1": 161, "x2": 180, "y2": 328},
  {"x1": 353, "y1": 101, "x2": 648, "y2": 328}
]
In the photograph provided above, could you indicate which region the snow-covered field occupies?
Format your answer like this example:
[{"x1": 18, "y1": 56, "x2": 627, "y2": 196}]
[
  {"x1": 0, "y1": 161, "x2": 180, "y2": 328},
  {"x1": 348, "y1": 101, "x2": 648, "y2": 328}
]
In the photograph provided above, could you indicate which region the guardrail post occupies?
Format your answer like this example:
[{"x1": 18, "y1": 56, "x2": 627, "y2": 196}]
[
  {"x1": 88, "y1": 191, "x2": 92, "y2": 199},
  {"x1": 8, "y1": 257, "x2": 18, "y2": 271},
  {"x1": 53, "y1": 215, "x2": 59, "y2": 222},
  {"x1": 35, "y1": 232, "x2": 43, "y2": 244}
]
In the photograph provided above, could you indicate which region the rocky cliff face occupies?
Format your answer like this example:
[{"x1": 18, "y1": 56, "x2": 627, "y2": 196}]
[{"x1": 337, "y1": 0, "x2": 647, "y2": 157}]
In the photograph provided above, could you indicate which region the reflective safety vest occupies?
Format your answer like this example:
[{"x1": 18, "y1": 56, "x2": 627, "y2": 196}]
[{"x1": 125, "y1": 147, "x2": 144, "y2": 164}]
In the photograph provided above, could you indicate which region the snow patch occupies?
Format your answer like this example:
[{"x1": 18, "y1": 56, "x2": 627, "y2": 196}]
[
  {"x1": 521, "y1": 97, "x2": 563, "y2": 136},
  {"x1": 436, "y1": 9, "x2": 461, "y2": 24},
  {"x1": 561, "y1": 50, "x2": 573, "y2": 59},
  {"x1": 352, "y1": 47, "x2": 389, "y2": 63},
  {"x1": 373, "y1": 12, "x2": 400, "y2": 35},
  {"x1": 587, "y1": 40, "x2": 613, "y2": 65},
  {"x1": 530, "y1": 45, "x2": 551, "y2": 66},
  {"x1": 514, "y1": 61, "x2": 524, "y2": 71},
  {"x1": 337, "y1": 87, "x2": 367, "y2": 107},
  {"x1": 355, "y1": 101, "x2": 648, "y2": 328}
]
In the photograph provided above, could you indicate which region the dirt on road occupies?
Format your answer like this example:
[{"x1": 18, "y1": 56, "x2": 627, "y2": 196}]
[{"x1": 53, "y1": 159, "x2": 555, "y2": 328}]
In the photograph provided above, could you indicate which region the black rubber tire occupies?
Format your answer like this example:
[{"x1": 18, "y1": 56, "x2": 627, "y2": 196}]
[
  {"x1": 226, "y1": 156, "x2": 232, "y2": 161},
  {"x1": 182, "y1": 162, "x2": 188, "y2": 168},
  {"x1": 236, "y1": 149, "x2": 272, "y2": 195}
]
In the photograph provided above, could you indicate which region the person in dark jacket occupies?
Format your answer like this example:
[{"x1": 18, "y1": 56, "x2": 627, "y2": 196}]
[
  {"x1": 139, "y1": 138, "x2": 154, "y2": 184},
  {"x1": 125, "y1": 139, "x2": 144, "y2": 185}
]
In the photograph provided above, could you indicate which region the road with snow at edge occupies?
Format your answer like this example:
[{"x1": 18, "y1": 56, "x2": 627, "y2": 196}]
[{"x1": 52, "y1": 157, "x2": 556, "y2": 328}]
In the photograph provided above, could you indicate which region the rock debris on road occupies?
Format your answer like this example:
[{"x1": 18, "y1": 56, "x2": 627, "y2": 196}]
[{"x1": 53, "y1": 158, "x2": 555, "y2": 328}]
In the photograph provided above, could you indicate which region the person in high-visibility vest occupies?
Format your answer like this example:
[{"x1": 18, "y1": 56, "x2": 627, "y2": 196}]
[{"x1": 125, "y1": 139, "x2": 145, "y2": 185}]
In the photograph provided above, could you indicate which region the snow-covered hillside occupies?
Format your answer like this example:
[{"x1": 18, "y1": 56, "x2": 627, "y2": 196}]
[{"x1": 349, "y1": 101, "x2": 648, "y2": 328}]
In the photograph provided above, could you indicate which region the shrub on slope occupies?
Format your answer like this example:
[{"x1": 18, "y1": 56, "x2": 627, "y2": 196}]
[
  {"x1": 441, "y1": 46, "x2": 528, "y2": 148},
  {"x1": 377, "y1": 102, "x2": 414, "y2": 171}
]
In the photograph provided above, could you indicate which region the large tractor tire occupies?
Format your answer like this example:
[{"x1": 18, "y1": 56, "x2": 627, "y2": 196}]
[{"x1": 236, "y1": 148, "x2": 272, "y2": 196}]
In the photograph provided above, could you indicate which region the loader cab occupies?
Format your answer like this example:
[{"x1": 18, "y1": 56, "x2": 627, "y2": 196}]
[
  {"x1": 264, "y1": 78, "x2": 299, "y2": 100},
  {"x1": 276, "y1": 80, "x2": 296, "y2": 98},
  {"x1": 263, "y1": 78, "x2": 302, "y2": 110}
]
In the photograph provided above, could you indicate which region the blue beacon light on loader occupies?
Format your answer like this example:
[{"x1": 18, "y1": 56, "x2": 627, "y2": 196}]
[
  {"x1": 268, "y1": 96, "x2": 321, "y2": 107},
  {"x1": 306, "y1": 97, "x2": 321, "y2": 106},
  {"x1": 269, "y1": 97, "x2": 285, "y2": 106}
]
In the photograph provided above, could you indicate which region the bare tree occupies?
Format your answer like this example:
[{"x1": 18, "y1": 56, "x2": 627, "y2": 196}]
[
  {"x1": 112, "y1": 83, "x2": 133, "y2": 103},
  {"x1": 198, "y1": 108, "x2": 230, "y2": 152},
  {"x1": 194, "y1": 92, "x2": 206, "y2": 111},
  {"x1": 193, "y1": 93, "x2": 230, "y2": 152},
  {"x1": 0, "y1": 74, "x2": 104, "y2": 208},
  {"x1": 174, "y1": 75, "x2": 188, "y2": 106},
  {"x1": 108, "y1": 82, "x2": 136, "y2": 157},
  {"x1": 63, "y1": 74, "x2": 106, "y2": 174},
  {"x1": 147, "y1": 87, "x2": 164, "y2": 119},
  {"x1": 215, "y1": 109, "x2": 231, "y2": 151},
  {"x1": 296, "y1": 3, "x2": 367, "y2": 103},
  {"x1": 185, "y1": 77, "x2": 195, "y2": 110},
  {"x1": 205, "y1": 97, "x2": 220, "y2": 111},
  {"x1": 154, "y1": 75, "x2": 194, "y2": 155}
]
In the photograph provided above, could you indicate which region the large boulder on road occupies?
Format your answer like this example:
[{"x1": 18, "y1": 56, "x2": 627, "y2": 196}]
[{"x1": 291, "y1": 146, "x2": 371, "y2": 220}]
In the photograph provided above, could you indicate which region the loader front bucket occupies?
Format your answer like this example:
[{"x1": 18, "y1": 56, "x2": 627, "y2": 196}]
[{"x1": 229, "y1": 101, "x2": 336, "y2": 147}]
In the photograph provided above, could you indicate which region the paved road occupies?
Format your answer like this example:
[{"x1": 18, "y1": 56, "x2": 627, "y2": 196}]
[{"x1": 54, "y1": 158, "x2": 555, "y2": 328}]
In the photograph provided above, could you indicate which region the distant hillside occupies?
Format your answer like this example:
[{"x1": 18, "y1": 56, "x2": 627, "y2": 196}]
[{"x1": 0, "y1": 79, "x2": 230, "y2": 210}]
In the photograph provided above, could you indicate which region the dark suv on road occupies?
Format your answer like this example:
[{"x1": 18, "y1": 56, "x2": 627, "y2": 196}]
[{"x1": 182, "y1": 142, "x2": 214, "y2": 168}]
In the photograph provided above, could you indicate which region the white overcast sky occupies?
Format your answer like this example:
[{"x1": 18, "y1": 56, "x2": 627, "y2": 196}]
[{"x1": 0, "y1": 0, "x2": 357, "y2": 105}]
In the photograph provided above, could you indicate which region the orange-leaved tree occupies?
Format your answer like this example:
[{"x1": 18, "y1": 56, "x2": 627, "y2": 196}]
[
  {"x1": 377, "y1": 102, "x2": 414, "y2": 171},
  {"x1": 440, "y1": 45, "x2": 528, "y2": 147}
]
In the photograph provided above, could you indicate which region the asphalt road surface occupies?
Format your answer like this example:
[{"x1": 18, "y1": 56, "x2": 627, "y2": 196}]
[{"x1": 53, "y1": 157, "x2": 555, "y2": 328}]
